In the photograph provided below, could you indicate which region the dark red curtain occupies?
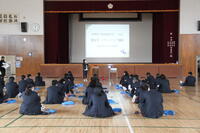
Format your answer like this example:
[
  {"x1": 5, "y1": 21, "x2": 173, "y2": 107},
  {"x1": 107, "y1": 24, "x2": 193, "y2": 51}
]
[
  {"x1": 152, "y1": 12, "x2": 179, "y2": 63},
  {"x1": 45, "y1": 13, "x2": 69, "y2": 63}
]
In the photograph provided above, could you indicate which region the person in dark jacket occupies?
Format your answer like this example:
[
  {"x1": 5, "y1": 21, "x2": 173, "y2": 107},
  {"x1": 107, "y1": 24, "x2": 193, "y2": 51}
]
[
  {"x1": 43, "y1": 80, "x2": 65, "y2": 104},
  {"x1": 0, "y1": 75, "x2": 5, "y2": 89},
  {"x1": 0, "y1": 76, "x2": 7, "y2": 103},
  {"x1": 120, "y1": 71, "x2": 129, "y2": 89},
  {"x1": 0, "y1": 56, "x2": 6, "y2": 78},
  {"x1": 19, "y1": 85, "x2": 46, "y2": 115},
  {"x1": 157, "y1": 74, "x2": 172, "y2": 93},
  {"x1": 181, "y1": 72, "x2": 196, "y2": 86},
  {"x1": 138, "y1": 83, "x2": 163, "y2": 118},
  {"x1": 18, "y1": 75, "x2": 28, "y2": 93},
  {"x1": 5, "y1": 76, "x2": 19, "y2": 98},
  {"x1": 145, "y1": 72, "x2": 155, "y2": 89},
  {"x1": 83, "y1": 59, "x2": 89, "y2": 82},
  {"x1": 35, "y1": 72, "x2": 45, "y2": 86},
  {"x1": 130, "y1": 76, "x2": 141, "y2": 97},
  {"x1": 83, "y1": 87, "x2": 115, "y2": 118},
  {"x1": 82, "y1": 78, "x2": 96, "y2": 105},
  {"x1": 26, "y1": 74, "x2": 35, "y2": 87},
  {"x1": 64, "y1": 76, "x2": 74, "y2": 94},
  {"x1": 64, "y1": 71, "x2": 74, "y2": 83}
]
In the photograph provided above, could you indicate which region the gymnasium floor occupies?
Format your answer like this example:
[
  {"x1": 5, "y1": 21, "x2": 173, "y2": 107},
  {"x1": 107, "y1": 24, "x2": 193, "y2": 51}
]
[{"x1": 0, "y1": 78, "x2": 200, "y2": 133}]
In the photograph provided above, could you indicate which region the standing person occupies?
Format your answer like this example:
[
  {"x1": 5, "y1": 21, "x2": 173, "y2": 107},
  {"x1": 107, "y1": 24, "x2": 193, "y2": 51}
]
[
  {"x1": 82, "y1": 59, "x2": 89, "y2": 82},
  {"x1": 0, "y1": 56, "x2": 6, "y2": 78}
]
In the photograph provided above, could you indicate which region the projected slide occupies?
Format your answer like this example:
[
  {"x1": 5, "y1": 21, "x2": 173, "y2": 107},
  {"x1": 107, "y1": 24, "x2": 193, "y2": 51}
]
[{"x1": 85, "y1": 24, "x2": 129, "y2": 58}]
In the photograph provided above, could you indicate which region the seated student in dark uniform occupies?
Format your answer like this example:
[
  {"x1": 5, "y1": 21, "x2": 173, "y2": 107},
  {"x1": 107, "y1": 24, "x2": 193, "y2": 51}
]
[
  {"x1": 130, "y1": 76, "x2": 141, "y2": 97},
  {"x1": 145, "y1": 72, "x2": 155, "y2": 89},
  {"x1": 0, "y1": 76, "x2": 7, "y2": 103},
  {"x1": 157, "y1": 74, "x2": 173, "y2": 93},
  {"x1": 43, "y1": 80, "x2": 65, "y2": 104},
  {"x1": 5, "y1": 76, "x2": 19, "y2": 98},
  {"x1": 18, "y1": 75, "x2": 28, "y2": 94},
  {"x1": 120, "y1": 71, "x2": 129, "y2": 90},
  {"x1": 19, "y1": 85, "x2": 47, "y2": 115},
  {"x1": 138, "y1": 83, "x2": 163, "y2": 118},
  {"x1": 83, "y1": 87, "x2": 115, "y2": 118},
  {"x1": 82, "y1": 78, "x2": 97, "y2": 105},
  {"x1": 180, "y1": 72, "x2": 196, "y2": 86},
  {"x1": 64, "y1": 75, "x2": 74, "y2": 95},
  {"x1": 65, "y1": 71, "x2": 74, "y2": 82},
  {"x1": 35, "y1": 72, "x2": 45, "y2": 86},
  {"x1": 26, "y1": 74, "x2": 35, "y2": 87}
]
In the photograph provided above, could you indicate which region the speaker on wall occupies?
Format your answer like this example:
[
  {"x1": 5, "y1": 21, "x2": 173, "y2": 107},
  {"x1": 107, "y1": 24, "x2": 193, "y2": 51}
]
[
  {"x1": 21, "y1": 22, "x2": 28, "y2": 32},
  {"x1": 198, "y1": 21, "x2": 200, "y2": 31}
]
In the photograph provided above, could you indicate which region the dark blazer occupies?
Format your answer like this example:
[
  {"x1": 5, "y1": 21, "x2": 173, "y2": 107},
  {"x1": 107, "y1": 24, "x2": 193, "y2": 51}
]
[
  {"x1": 139, "y1": 89, "x2": 163, "y2": 118},
  {"x1": 83, "y1": 88, "x2": 114, "y2": 118},
  {"x1": 18, "y1": 79, "x2": 28, "y2": 93},
  {"x1": 82, "y1": 86, "x2": 94, "y2": 105},
  {"x1": 19, "y1": 91, "x2": 42, "y2": 115},
  {"x1": 26, "y1": 78, "x2": 35, "y2": 87},
  {"x1": 182, "y1": 76, "x2": 196, "y2": 86},
  {"x1": 120, "y1": 75, "x2": 129, "y2": 88},
  {"x1": 35, "y1": 76, "x2": 45, "y2": 86},
  {"x1": 157, "y1": 79, "x2": 172, "y2": 93},
  {"x1": 43, "y1": 85, "x2": 65, "y2": 104},
  {"x1": 6, "y1": 81, "x2": 19, "y2": 98}
]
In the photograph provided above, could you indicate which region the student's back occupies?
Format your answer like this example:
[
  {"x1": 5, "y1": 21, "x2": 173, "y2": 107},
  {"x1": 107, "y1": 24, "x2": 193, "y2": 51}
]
[
  {"x1": 44, "y1": 80, "x2": 65, "y2": 104},
  {"x1": 83, "y1": 88, "x2": 114, "y2": 118},
  {"x1": 18, "y1": 75, "x2": 28, "y2": 93},
  {"x1": 19, "y1": 87, "x2": 42, "y2": 115},
  {"x1": 26, "y1": 74, "x2": 35, "y2": 87},
  {"x1": 184, "y1": 76, "x2": 196, "y2": 86},
  {"x1": 139, "y1": 89, "x2": 163, "y2": 118},
  {"x1": 6, "y1": 77, "x2": 19, "y2": 98},
  {"x1": 157, "y1": 75, "x2": 171, "y2": 93},
  {"x1": 35, "y1": 73, "x2": 45, "y2": 86}
]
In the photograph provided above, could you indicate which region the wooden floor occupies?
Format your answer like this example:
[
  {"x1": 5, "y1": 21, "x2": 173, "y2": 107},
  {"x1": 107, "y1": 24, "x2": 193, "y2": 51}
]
[{"x1": 1, "y1": 78, "x2": 200, "y2": 133}]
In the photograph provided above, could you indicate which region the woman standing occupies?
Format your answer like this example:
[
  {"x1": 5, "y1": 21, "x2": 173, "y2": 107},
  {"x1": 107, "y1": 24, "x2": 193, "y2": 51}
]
[{"x1": 82, "y1": 59, "x2": 89, "y2": 82}]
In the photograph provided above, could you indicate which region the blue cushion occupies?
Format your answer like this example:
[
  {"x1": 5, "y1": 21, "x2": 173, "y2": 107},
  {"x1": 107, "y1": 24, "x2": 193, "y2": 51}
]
[
  {"x1": 78, "y1": 96, "x2": 84, "y2": 99},
  {"x1": 115, "y1": 85, "x2": 123, "y2": 90},
  {"x1": 112, "y1": 108, "x2": 122, "y2": 112},
  {"x1": 173, "y1": 89, "x2": 180, "y2": 94},
  {"x1": 46, "y1": 109, "x2": 57, "y2": 114},
  {"x1": 62, "y1": 101, "x2": 75, "y2": 105},
  {"x1": 164, "y1": 110, "x2": 175, "y2": 116},
  {"x1": 34, "y1": 87, "x2": 40, "y2": 91},
  {"x1": 6, "y1": 99, "x2": 17, "y2": 104},
  {"x1": 108, "y1": 99, "x2": 118, "y2": 104}
]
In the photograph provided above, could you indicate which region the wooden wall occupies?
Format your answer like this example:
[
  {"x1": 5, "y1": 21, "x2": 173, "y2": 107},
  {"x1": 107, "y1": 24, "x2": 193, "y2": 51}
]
[
  {"x1": 0, "y1": 35, "x2": 44, "y2": 76},
  {"x1": 40, "y1": 64, "x2": 182, "y2": 78},
  {"x1": 179, "y1": 34, "x2": 200, "y2": 76}
]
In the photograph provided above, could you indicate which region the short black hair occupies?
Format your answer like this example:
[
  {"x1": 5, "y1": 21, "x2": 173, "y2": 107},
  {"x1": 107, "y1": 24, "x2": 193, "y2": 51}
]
[{"x1": 188, "y1": 72, "x2": 192, "y2": 75}]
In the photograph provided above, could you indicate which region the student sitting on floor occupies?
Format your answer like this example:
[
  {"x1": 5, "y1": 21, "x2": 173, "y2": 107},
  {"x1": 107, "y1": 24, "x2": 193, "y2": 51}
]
[
  {"x1": 35, "y1": 72, "x2": 45, "y2": 86},
  {"x1": 0, "y1": 76, "x2": 7, "y2": 103},
  {"x1": 130, "y1": 76, "x2": 141, "y2": 97},
  {"x1": 19, "y1": 85, "x2": 47, "y2": 115},
  {"x1": 83, "y1": 87, "x2": 115, "y2": 118},
  {"x1": 138, "y1": 83, "x2": 163, "y2": 118},
  {"x1": 120, "y1": 71, "x2": 129, "y2": 90},
  {"x1": 180, "y1": 72, "x2": 196, "y2": 86},
  {"x1": 157, "y1": 74, "x2": 173, "y2": 93},
  {"x1": 5, "y1": 76, "x2": 19, "y2": 98},
  {"x1": 145, "y1": 72, "x2": 156, "y2": 88},
  {"x1": 18, "y1": 75, "x2": 28, "y2": 94},
  {"x1": 64, "y1": 75, "x2": 74, "y2": 95},
  {"x1": 26, "y1": 74, "x2": 35, "y2": 87},
  {"x1": 43, "y1": 80, "x2": 65, "y2": 104},
  {"x1": 64, "y1": 71, "x2": 74, "y2": 83},
  {"x1": 82, "y1": 77, "x2": 97, "y2": 105}
]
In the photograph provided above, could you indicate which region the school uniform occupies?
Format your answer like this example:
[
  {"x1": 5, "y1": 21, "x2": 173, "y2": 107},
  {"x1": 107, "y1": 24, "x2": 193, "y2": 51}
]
[
  {"x1": 82, "y1": 86, "x2": 94, "y2": 105},
  {"x1": 157, "y1": 79, "x2": 172, "y2": 93},
  {"x1": 139, "y1": 89, "x2": 163, "y2": 118},
  {"x1": 82, "y1": 62, "x2": 89, "y2": 79},
  {"x1": 182, "y1": 76, "x2": 196, "y2": 86},
  {"x1": 43, "y1": 85, "x2": 65, "y2": 104},
  {"x1": 35, "y1": 76, "x2": 45, "y2": 86},
  {"x1": 26, "y1": 77, "x2": 35, "y2": 87},
  {"x1": 83, "y1": 88, "x2": 115, "y2": 118},
  {"x1": 19, "y1": 91, "x2": 43, "y2": 115},
  {"x1": 146, "y1": 75, "x2": 156, "y2": 89},
  {"x1": 0, "y1": 59, "x2": 6, "y2": 77},
  {"x1": 64, "y1": 79, "x2": 74, "y2": 94},
  {"x1": 120, "y1": 75, "x2": 129, "y2": 89},
  {"x1": 18, "y1": 79, "x2": 28, "y2": 93},
  {"x1": 5, "y1": 80, "x2": 19, "y2": 98}
]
